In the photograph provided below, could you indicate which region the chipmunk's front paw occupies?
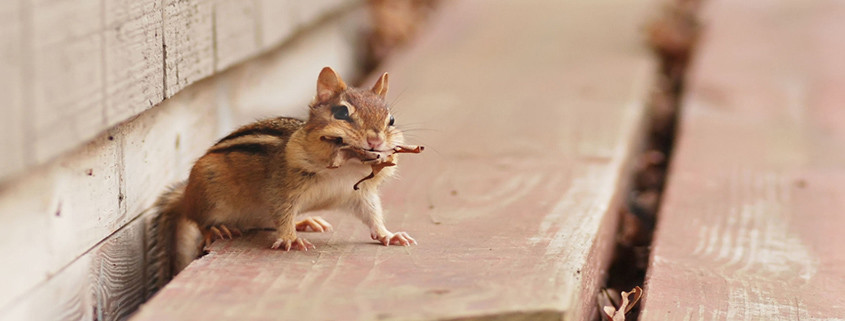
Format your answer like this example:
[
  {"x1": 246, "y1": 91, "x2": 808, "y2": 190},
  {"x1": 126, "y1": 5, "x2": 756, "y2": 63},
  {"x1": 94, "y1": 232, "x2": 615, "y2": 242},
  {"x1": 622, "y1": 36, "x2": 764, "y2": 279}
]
[
  {"x1": 271, "y1": 237, "x2": 315, "y2": 251},
  {"x1": 371, "y1": 231, "x2": 417, "y2": 246},
  {"x1": 295, "y1": 216, "x2": 333, "y2": 232}
]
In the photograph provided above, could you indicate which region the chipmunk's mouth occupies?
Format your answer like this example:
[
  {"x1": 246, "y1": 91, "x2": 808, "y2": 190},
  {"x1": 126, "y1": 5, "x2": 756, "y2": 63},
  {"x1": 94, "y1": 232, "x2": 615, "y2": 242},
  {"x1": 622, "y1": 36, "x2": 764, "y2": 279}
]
[{"x1": 321, "y1": 136, "x2": 397, "y2": 154}]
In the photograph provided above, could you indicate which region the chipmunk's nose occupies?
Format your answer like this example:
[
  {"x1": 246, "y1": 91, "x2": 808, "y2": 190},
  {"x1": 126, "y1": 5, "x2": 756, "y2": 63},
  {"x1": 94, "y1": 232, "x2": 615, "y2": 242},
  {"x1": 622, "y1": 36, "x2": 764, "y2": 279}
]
[{"x1": 367, "y1": 136, "x2": 384, "y2": 150}]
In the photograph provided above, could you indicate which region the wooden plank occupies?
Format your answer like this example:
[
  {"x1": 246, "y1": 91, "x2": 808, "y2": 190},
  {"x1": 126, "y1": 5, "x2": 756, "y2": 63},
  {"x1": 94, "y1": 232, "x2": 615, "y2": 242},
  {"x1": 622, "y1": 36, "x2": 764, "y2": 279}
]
[
  {"x1": 212, "y1": 0, "x2": 259, "y2": 71},
  {"x1": 224, "y1": 5, "x2": 368, "y2": 124},
  {"x1": 0, "y1": 132, "x2": 122, "y2": 312},
  {"x1": 257, "y1": 0, "x2": 297, "y2": 50},
  {"x1": 91, "y1": 219, "x2": 147, "y2": 321},
  {"x1": 103, "y1": 0, "x2": 164, "y2": 124},
  {"x1": 2, "y1": 0, "x2": 360, "y2": 182},
  {"x1": 0, "y1": 219, "x2": 148, "y2": 321},
  {"x1": 0, "y1": 251, "x2": 94, "y2": 321},
  {"x1": 640, "y1": 0, "x2": 845, "y2": 320},
  {"x1": 131, "y1": 0, "x2": 657, "y2": 320},
  {"x1": 0, "y1": 52, "x2": 221, "y2": 318},
  {"x1": 30, "y1": 0, "x2": 104, "y2": 164},
  {"x1": 0, "y1": 5, "x2": 370, "y2": 314},
  {"x1": 0, "y1": 1, "x2": 25, "y2": 180},
  {"x1": 162, "y1": 0, "x2": 214, "y2": 97},
  {"x1": 122, "y1": 79, "x2": 221, "y2": 225}
]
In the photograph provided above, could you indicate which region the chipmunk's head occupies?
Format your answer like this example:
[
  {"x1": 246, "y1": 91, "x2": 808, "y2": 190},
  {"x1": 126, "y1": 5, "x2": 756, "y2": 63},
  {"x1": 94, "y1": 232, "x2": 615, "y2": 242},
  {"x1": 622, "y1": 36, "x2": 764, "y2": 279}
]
[{"x1": 306, "y1": 67, "x2": 404, "y2": 152}]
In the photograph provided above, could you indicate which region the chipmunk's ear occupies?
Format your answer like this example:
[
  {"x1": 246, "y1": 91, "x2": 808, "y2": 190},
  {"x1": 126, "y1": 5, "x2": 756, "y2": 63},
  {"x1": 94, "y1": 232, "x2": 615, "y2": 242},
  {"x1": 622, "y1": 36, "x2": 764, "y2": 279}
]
[
  {"x1": 316, "y1": 67, "x2": 347, "y2": 102},
  {"x1": 371, "y1": 72, "x2": 389, "y2": 98}
]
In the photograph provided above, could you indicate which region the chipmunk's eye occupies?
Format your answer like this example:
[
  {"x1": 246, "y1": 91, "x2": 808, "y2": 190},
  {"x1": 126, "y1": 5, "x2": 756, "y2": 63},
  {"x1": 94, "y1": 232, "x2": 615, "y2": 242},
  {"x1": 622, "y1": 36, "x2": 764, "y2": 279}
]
[
  {"x1": 388, "y1": 115, "x2": 395, "y2": 126},
  {"x1": 331, "y1": 105, "x2": 350, "y2": 121}
]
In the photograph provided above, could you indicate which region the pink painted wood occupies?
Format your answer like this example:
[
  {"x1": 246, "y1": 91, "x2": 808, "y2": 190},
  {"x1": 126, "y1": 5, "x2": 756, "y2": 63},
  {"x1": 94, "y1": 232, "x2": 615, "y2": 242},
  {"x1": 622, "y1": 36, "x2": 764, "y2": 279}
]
[
  {"x1": 131, "y1": 0, "x2": 658, "y2": 320},
  {"x1": 641, "y1": 0, "x2": 845, "y2": 319}
]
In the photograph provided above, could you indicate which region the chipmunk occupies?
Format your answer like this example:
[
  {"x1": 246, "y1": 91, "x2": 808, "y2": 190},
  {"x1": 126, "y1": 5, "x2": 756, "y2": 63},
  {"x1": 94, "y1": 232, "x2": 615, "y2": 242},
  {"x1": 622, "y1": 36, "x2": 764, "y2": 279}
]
[{"x1": 153, "y1": 67, "x2": 419, "y2": 276}]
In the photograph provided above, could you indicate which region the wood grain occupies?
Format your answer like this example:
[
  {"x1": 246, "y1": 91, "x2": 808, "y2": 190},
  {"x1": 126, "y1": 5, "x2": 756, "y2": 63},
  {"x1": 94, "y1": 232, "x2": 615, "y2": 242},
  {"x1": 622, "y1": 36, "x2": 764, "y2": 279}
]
[
  {"x1": 0, "y1": 253, "x2": 94, "y2": 321},
  {"x1": 0, "y1": 6, "x2": 369, "y2": 316},
  {"x1": 131, "y1": 0, "x2": 657, "y2": 320},
  {"x1": 0, "y1": 0, "x2": 358, "y2": 182},
  {"x1": 0, "y1": 132, "x2": 121, "y2": 312},
  {"x1": 162, "y1": 0, "x2": 214, "y2": 97},
  {"x1": 0, "y1": 219, "x2": 148, "y2": 321},
  {"x1": 640, "y1": 0, "x2": 845, "y2": 320},
  {"x1": 103, "y1": 0, "x2": 164, "y2": 124},
  {"x1": 92, "y1": 220, "x2": 147, "y2": 321}
]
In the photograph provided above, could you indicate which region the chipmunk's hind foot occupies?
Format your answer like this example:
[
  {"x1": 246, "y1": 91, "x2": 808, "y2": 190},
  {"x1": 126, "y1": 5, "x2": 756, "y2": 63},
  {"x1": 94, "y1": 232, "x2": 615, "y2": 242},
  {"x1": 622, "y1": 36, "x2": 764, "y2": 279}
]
[
  {"x1": 295, "y1": 216, "x2": 333, "y2": 232},
  {"x1": 202, "y1": 224, "x2": 243, "y2": 248},
  {"x1": 271, "y1": 237, "x2": 315, "y2": 251}
]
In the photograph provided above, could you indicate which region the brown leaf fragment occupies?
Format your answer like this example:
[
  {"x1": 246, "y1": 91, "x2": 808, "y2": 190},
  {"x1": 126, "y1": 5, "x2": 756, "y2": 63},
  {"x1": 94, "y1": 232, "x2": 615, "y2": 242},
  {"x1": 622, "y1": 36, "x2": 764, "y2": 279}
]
[
  {"x1": 353, "y1": 162, "x2": 396, "y2": 190},
  {"x1": 394, "y1": 144, "x2": 424, "y2": 154},
  {"x1": 601, "y1": 286, "x2": 643, "y2": 321},
  {"x1": 326, "y1": 144, "x2": 382, "y2": 169},
  {"x1": 324, "y1": 142, "x2": 424, "y2": 190},
  {"x1": 350, "y1": 144, "x2": 424, "y2": 189}
]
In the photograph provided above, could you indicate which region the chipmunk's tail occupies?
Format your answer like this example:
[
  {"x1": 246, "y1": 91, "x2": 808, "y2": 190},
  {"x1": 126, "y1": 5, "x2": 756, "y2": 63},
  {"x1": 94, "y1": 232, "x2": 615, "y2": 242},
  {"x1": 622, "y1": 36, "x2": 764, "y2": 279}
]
[{"x1": 146, "y1": 181, "x2": 201, "y2": 296}]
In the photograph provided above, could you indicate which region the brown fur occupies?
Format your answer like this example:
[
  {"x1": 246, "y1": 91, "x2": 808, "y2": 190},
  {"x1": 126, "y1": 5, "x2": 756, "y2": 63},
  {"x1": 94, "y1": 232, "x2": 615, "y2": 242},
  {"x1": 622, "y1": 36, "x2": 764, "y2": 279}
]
[{"x1": 153, "y1": 67, "x2": 414, "y2": 278}]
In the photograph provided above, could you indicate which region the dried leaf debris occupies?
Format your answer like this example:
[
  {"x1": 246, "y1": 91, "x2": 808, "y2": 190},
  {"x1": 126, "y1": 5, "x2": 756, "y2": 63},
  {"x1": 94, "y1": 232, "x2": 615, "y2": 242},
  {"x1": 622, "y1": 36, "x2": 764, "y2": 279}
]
[
  {"x1": 322, "y1": 137, "x2": 424, "y2": 190},
  {"x1": 600, "y1": 286, "x2": 643, "y2": 321},
  {"x1": 352, "y1": 145, "x2": 424, "y2": 190}
]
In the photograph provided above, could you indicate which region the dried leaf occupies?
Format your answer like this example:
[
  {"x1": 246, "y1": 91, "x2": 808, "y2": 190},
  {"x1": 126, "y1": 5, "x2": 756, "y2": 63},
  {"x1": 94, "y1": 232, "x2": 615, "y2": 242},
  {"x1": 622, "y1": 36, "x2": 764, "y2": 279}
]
[
  {"x1": 327, "y1": 145, "x2": 381, "y2": 169},
  {"x1": 394, "y1": 145, "x2": 424, "y2": 154},
  {"x1": 322, "y1": 140, "x2": 424, "y2": 189},
  {"x1": 353, "y1": 161, "x2": 397, "y2": 190},
  {"x1": 601, "y1": 286, "x2": 643, "y2": 321},
  {"x1": 354, "y1": 144, "x2": 424, "y2": 189}
]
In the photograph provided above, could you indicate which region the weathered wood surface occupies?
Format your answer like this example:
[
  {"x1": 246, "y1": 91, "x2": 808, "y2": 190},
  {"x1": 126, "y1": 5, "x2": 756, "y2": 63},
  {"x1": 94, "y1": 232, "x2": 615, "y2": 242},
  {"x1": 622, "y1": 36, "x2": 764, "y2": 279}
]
[
  {"x1": 0, "y1": 0, "x2": 356, "y2": 182},
  {"x1": 132, "y1": 0, "x2": 657, "y2": 320},
  {"x1": 0, "y1": 218, "x2": 147, "y2": 321},
  {"x1": 0, "y1": 85, "x2": 214, "y2": 318},
  {"x1": 0, "y1": 8, "x2": 372, "y2": 319},
  {"x1": 640, "y1": 0, "x2": 845, "y2": 320}
]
